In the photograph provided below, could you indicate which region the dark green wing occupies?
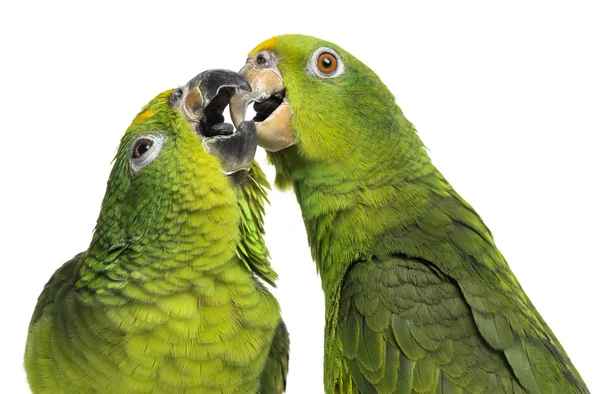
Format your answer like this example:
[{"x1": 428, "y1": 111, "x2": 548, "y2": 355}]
[
  {"x1": 29, "y1": 252, "x2": 84, "y2": 326},
  {"x1": 259, "y1": 320, "x2": 290, "y2": 394},
  {"x1": 340, "y1": 256, "x2": 526, "y2": 394},
  {"x1": 338, "y1": 188, "x2": 589, "y2": 393},
  {"x1": 235, "y1": 161, "x2": 278, "y2": 286}
]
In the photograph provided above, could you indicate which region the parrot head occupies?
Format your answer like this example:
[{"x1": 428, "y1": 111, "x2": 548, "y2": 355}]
[
  {"x1": 230, "y1": 34, "x2": 415, "y2": 189},
  {"x1": 95, "y1": 69, "x2": 256, "y2": 244}
]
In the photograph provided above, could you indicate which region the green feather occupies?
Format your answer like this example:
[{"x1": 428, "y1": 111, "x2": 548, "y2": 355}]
[{"x1": 234, "y1": 162, "x2": 278, "y2": 287}]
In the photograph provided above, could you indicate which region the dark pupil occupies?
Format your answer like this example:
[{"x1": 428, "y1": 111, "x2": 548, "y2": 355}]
[
  {"x1": 257, "y1": 55, "x2": 266, "y2": 65},
  {"x1": 134, "y1": 141, "x2": 152, "y2": 158},
  {"x1": 321, "y1": 57, "x2": 332, "y2": 68}
]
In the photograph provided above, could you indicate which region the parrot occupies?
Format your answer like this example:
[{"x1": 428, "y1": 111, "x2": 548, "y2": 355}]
[
  {"x1": 229, "y1": 35, "x2": 589, "y2": 393},
  {"x1": 25, "y1": 69, "x2": 289, "y2": 394}
]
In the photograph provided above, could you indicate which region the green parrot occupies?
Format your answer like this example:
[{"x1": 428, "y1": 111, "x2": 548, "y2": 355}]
[
  {"x1": 25, "y1": 69, "x2": 289, "y2": 394},
  {"x1": 230, "y1": 35, "x2": 589, "y2": 393}
]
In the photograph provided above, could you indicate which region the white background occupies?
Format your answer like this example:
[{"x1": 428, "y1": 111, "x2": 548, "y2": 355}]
[{"x1": 1, "y1": 1, "x2": 598, "y2": 393}]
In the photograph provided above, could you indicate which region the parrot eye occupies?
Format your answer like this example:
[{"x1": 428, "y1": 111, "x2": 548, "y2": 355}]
[
  {"x1": 317, "y1": 53, "x2": 337, "y2": 73},
  {"x1": 254, "y1": 52, "x2": 275, "y2": 69},
  {"x1": 132, "y1": 139, "x2": 152, "y2": 159},
  {"x1": 307, "y1": 47, "x2": 344, "y2": 78},
  {"x1": 130, "y1": 134, "x2": 166, "y2": 173},
  {"x1": 256, "y1": 53, "x2": 267, "y2": 65}
]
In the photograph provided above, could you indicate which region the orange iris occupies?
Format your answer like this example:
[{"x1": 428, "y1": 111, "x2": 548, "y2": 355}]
[{"x1": 317, "y1": 53, "x2": 337, "y2": 74}]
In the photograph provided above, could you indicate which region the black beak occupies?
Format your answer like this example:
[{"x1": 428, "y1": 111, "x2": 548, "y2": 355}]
[
  {"x1": 193, "y1": 69, "x2": 251, "y2": 103},
  {"x1": 172, "y1": 69, "x2": 257, "y2": 175},
  {"x1": 172, "y1": 69, "x2": 251, "y2": 125},
  {"x1": 185, "y1": 69, "x2": 251, "y2": 118}
]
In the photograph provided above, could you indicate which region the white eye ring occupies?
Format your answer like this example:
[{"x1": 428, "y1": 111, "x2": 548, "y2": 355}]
[
  {"x1": 130, "y1": 134, "x2": 166, "y2": 173},
  {"x1": 306, "y1": 47, "x2": 345, "y2": 78}
]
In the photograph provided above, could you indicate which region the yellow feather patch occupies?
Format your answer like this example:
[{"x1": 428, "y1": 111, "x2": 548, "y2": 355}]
[
  {"x1": 126, "y1": 108, "x2": 157, "y2": 133},
  {"x1": 125, "y1": 90, "x2": 175, "y2": 133},
  {"x1": 248, "y1": 36, "x2": 280, "y2": 57}
]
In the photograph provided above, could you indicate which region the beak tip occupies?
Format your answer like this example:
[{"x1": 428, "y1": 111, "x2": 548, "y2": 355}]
[{"x1": 239, "y1": 79, "x2": 252, "y2": 93}]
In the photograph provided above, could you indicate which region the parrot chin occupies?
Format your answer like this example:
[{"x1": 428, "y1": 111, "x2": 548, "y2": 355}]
[
  {"x1": 230, "y1": 63, "x2": 295, "y2": 152},
  {"x1": 172, "y1": 69, "x2": 258, "y2": 175}
]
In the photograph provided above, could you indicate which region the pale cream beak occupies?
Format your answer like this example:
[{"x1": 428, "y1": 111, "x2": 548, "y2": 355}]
[{"x1": 230, "y1": 62, "x2": 295, "y2": 152}]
